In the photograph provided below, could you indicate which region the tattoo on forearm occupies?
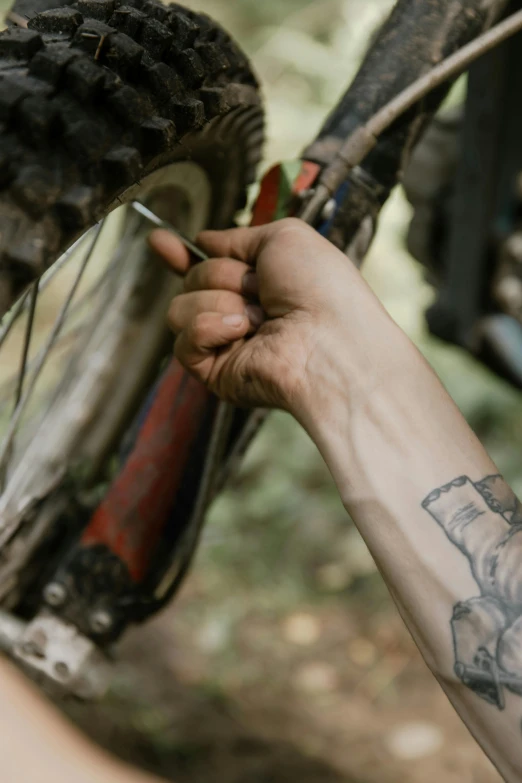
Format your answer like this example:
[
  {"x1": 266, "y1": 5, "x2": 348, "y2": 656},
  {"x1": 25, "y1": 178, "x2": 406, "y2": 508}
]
[{"x1": 422, "y1": 475, "x2": 522, "y2": 710}]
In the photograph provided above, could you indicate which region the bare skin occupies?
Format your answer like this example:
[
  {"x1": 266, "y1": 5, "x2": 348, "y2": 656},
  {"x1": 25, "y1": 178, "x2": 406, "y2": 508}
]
[
  {"x1": 0, "y1": 656, "x2": 162, "y2": 783},
  {"x1": 0, "y1": 218, "x2": 520, "y2": 781},
  {"x1": 150, "y1": 219, "x2": 407, "y2": 420},
  {"x1": 150, "y1": 220, "x2": 522, "y2": 782}
]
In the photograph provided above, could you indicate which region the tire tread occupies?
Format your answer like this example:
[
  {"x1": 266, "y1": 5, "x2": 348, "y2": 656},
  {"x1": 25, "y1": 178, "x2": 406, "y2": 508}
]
[{"x1": 0, "y1": 0, "x2": 263, "y2": 313}]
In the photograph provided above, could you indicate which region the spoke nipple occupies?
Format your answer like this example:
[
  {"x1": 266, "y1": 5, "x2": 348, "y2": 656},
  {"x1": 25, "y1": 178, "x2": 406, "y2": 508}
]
[
  {"x1": 90, "y1": 610, "x2": 113, "y2": 635},
  {"x1": 43, "y1": 582, "x2": 67, "y2": 608}
]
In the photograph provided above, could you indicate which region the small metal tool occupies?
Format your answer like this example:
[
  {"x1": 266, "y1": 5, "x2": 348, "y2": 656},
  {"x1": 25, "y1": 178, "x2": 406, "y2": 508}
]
[{"x1": 130, "y1": 201, "x2": 208, "y2": 262}]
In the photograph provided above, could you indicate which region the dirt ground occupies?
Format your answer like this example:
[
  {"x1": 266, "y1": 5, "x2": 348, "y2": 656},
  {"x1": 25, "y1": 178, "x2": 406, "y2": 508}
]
[{"x1": 65, "y1": 565, "x2": 500, "y2": 783}]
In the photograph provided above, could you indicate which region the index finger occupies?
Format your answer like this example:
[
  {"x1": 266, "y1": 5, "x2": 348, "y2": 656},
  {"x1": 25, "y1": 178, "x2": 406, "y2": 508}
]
[
  {"x1": 148, "y1": 229, "x2": 192, "y2": 275},
  {"x1": 196, "y1": 225, "x2": 268, "y2": 266}
]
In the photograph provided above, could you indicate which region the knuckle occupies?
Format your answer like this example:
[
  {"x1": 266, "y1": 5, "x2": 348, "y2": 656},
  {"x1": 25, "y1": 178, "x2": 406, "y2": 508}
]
[
  {"x1": 279, "y1": 217, "x2": 305, "y2": 232},
  {"x1": 202, "y1": 260, "x2": 225, "y2": 290},
  {"x1": 188, "y1": 259, "x2": 218, "y2": 291},
  {"x1": 214, "y1": 289, "x2": 234, "y2": 311},
  {"x1": 275, "y1": 217, "x2": 311, "y2": 241},
  {"x1": 210, "y1": 261, "x2": 231, "y2": 289},
  {"x1": 186, "y1": 261, "x2": 235, "y2": 294},
  {"x1": 190, "y1": 312, "x2": 211, "y2": 344},
  {"x1": 279, "y1": 217, "x2": 302, "y2": 230}
]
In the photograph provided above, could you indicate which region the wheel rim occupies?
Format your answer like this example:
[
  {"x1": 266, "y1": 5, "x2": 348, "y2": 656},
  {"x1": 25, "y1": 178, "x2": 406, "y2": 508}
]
[{"x1": 0, "y1": 160, "x2": 211, "y2": 601}]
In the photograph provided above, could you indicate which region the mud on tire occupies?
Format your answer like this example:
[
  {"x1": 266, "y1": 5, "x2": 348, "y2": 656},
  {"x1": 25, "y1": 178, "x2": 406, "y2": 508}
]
[{"x1": 0, "y1": 0, "x2": 264, "y2": 316}]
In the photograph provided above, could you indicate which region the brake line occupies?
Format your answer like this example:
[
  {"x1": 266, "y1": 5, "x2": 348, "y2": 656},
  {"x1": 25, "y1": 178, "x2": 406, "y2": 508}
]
[{"x1": 301, "y1": 8, "x2": 522, "y2": 222}]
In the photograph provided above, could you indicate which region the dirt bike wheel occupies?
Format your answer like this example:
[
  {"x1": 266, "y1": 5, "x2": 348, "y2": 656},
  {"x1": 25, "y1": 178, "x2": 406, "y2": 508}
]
[{"x1": 0, "y1": 0, "x2": 264, "y2": 606}]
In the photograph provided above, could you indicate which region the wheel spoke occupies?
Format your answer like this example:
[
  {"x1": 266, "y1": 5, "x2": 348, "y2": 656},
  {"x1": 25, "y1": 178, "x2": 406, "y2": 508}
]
[
  {"x1": 0, "y1": 289, "x2": 30, "y2": 353},
  {"x1": 130, "y1": 201, "x2": 208, "y2": 262},
  {"x1": 13, "y1": 280, "x2": 39, "y2": 410},
  {"x1": 0, "y1": 281, "x2": 39, "y2": 491},
  {"x1": 0, "y1": 221, "x2": 132, "y2": 406},
  {"x1": 0, "y1": 220, "x2": 106, "y2": 486},
  {"x1": 0, "y1": 322, "x2": 86, "y2": 408},
  {"x1": 0, "y1": 228, "x2": 95, "y2": 353}
]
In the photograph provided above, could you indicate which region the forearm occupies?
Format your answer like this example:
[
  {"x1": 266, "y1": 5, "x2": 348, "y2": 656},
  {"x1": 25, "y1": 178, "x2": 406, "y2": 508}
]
[
  {"x1": 298, "y1": 318, "x2": 522, "y2": 782},
  {"x1": 154, "y1": 215, "x2": 522, "y2": 776}
]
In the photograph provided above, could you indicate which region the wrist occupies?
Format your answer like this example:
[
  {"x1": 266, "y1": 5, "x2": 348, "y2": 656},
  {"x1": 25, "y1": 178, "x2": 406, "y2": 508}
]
[
  {"x1": 294, "y1": 313, "x2": 495, "y2": 515},
  {"x1": 292, "y1": 315, "x2": 437, "y2": 506},
  {"x1": 293, "y1": 308, "x2": 418, "y2": 440}
]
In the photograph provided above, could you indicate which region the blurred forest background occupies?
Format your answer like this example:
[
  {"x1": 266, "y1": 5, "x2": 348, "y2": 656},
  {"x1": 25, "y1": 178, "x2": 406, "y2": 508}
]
[{"x1": 6, "y1": 0, "x2": 522, "y2": 780}]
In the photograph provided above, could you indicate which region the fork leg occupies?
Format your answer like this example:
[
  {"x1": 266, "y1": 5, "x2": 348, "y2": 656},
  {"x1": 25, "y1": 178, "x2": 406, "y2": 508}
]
[{"x1": 44, "y1": 358, "x2": 216, "y2": 640}]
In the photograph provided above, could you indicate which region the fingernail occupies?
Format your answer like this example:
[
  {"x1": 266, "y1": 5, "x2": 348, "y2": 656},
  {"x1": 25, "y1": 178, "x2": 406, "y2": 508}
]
[
  {"x1": 245, "y1": 304, "x2": 265, "y2": 329},
  {"x1": 242, "y1": 271, "x2": 259, "y2": 297},
  {"x1": 223, "y1": 314, "x2": 245, "y2": 327}
]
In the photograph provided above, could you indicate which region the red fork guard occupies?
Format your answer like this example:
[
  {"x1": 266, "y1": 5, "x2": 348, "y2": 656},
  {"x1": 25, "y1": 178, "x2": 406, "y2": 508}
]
[{"x1": 81, "y1": 359, "x2": 212, "y2": 583}]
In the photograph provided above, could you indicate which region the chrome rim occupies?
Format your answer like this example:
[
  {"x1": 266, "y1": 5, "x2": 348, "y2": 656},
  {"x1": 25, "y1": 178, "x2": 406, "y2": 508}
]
[{"x1": 0, "y1": 160, "x2": 211, "y2": 598}]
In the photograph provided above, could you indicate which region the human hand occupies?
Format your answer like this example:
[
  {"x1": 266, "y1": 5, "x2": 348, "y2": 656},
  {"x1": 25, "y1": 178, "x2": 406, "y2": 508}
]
[{"x1": 148, "y1": 218, "x2": 399, "y2": 419}]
